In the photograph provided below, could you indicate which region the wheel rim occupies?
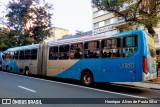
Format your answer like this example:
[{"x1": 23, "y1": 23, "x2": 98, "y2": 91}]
[
  {"x1": 25, "y1": 70, "x2": 29, "y2": 75},
  {"x1": 82, "y1": 72, "x2": 92, "y2": 85}
]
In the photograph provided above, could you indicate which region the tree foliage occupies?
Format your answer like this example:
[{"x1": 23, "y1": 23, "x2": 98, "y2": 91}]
[
  {"x1": 0, "y1": 27, "x2": 17, "y2": 51},
  {"x1": 92, "y1": 0, "x2": 160, "y2": 37},
  {"x1": 5, "y1": 0, "x2": 52, "y2": 46}
]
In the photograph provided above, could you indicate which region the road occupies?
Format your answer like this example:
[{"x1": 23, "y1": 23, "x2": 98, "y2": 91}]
[{"x1": 0, "y1": 71, "x2": 160, "y2": 107}]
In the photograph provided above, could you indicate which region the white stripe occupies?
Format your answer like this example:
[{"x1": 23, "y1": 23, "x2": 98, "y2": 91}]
[
  {"x1": 0, "y1": 72, "x2": 149, "y2": 98},
  {"x1": 18, "y1": 86, "x2": 36, "y2": 93}
]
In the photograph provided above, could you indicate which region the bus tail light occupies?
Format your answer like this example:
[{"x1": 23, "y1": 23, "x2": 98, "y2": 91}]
[{"x1": 143, "y1": 57, "x2": 148, "y2": 75}]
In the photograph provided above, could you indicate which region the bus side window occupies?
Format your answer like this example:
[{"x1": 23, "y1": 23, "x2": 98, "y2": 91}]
[
  {"x1": 19, "y1": 50, "x2": 24, "y2": 59},
  {"x1": 25, "y1": 50, "x2": 31, "y2": 59},
  {"x1": 31, "y1": 49, "x2": 37, "y2": 59},
  {"x1": 59, "y1": 45, "x2": 70, "y2": 60},
  {"x1": 70, "y1": 43, "x2": 83, "y2": 59},
  {"x1": 14, "y1": 51, "x2": 19, "y2": 59},
  {"x1": 101, "y1": 38, "x2": 121, "y2": 58},
  {"x1": 84, "y1": 41, "x2": 100, "y2": 58},
  {"x1": 49, "y1": 46, "x2": 58, "y2": 60},
  {"x1": 123, "y1": 36, "x2": 137, "y2": 58}
]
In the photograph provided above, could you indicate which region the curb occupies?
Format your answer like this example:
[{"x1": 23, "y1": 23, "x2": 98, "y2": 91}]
[{"x1": 111, "y1": 82, "x2": 160, "y2": 90}]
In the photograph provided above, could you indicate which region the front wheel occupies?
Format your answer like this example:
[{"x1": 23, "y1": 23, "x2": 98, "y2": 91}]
[{"x1": 81, "y1": 71, "x2": 94, "y2": 86}]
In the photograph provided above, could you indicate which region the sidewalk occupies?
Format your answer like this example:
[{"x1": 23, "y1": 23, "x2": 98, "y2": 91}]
[
  {"x1": 112, "y1": 77, "x2": 160, "y2": 90},
  {"x1": 141, "y1": 77, "x2": 160, "y2": 89}
]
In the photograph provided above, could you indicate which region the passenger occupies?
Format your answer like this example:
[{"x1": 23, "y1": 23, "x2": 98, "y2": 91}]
[
  {"x1": 89, "y1": 52, "x2": 94, "y2": 58},
  {"x1": 103, "y1": 52, "x2": 107, "y2": 57},
  {"x1": 116, "y1": 50, "x2": 120, "y2": 57},
  {"x1": 74, "y1": 48, "x2": 81, "y2": 58},
  {"x1": 93, "y1": 53, "x2": 97, "y2": 58},
  {"x1": 107, "y1": 52, "x2": 112, "y2": 57}
]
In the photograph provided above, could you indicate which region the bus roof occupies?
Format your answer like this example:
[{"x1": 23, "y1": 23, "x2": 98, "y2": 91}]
[
  {"x1": 4, "y1": 30, "x2": 145, "y2": 51},
  {"x1": 48, "y1": 30, "x2": 144, "y2": 47},
  {"x1": 5, "y1": 44, "x2": 39, "y2": 52}
]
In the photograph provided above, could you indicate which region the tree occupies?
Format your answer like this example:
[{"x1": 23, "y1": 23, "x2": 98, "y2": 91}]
[
  {"x1": 0, "y1": 27, "x2": 10, "y2": 51},
  {"x1": 0, "y1": 27, "x2": 18, "y2": 51},
  {"x1": 6, "y1": 0, "x2": 52, "y2": 46},
  {"x1": 92, "y1": 0, "x2": 160, "y2": 37},
  {"x1": 6, "y1": 0, "x2": 31, "y2": 46}
]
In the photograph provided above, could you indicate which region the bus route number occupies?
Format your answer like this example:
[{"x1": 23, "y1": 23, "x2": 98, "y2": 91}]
[{"x1": 120, "y1": 63, "x2": 134, "y2": 68}]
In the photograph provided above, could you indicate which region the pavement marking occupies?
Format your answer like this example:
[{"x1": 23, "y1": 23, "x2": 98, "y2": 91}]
[
  {"x1": 18, "y1": 86, "x2": 36, "y2": 93},
  {"x1": 0, "y1": 72, "x2": 150, "y2": 98}
]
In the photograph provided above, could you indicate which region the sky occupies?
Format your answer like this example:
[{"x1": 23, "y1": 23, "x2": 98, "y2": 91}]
[
  {"x1": 46, "y1": 0, "x2": 92, "y2": 34},
  {"x1": 0, "y1": 0, "x2": 93, "y2": 34}
]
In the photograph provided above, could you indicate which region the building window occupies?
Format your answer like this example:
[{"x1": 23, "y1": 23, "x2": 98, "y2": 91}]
[
  {"x1": 93, "y1": 10, "x2": 108, "y2": 18},
  {"x1": 93, "y1": 22, "x2": 99, "y2": 29},
  {"x1": 104, "y1": 19, "x2": 110, "y2": 25},
  {"x1": 110, "y1": 18, "x2": 116, "y2": 24},
  {"x1": 99, "y1": 21, "x2": 105, "y2": 27}
]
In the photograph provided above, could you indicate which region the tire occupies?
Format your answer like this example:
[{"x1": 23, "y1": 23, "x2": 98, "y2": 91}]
[{"x1": 81, "y1": 71, "x2": 94, "y2": 86}]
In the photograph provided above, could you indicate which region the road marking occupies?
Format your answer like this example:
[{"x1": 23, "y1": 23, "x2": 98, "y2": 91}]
[
  {"x1": 18, "y1": 86, "x2": 36, "y2": 93},
  {"x1": 0, "y1": 72, "x2": 152, "y2": 98}
]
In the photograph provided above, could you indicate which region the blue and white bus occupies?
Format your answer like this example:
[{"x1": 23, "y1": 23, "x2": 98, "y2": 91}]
[{"x1": 2, "y1": 30, "x2": 157, "y2": 85}]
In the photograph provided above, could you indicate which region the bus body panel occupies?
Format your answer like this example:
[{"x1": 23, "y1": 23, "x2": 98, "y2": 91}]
[
  {"x1": 50, "y1": 57, "x2": 138, "y2": 82},
  {"x1": 2, "y1": 59, "x2": 20, "y2": 73},
  {"x1": 18, "y1": 60, "x2": 38, "y2": 75}
]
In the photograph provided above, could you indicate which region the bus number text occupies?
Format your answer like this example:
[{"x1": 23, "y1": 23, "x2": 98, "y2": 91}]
[{"x1": 120, "y1": 63, "x2": 134, "y2": 68}]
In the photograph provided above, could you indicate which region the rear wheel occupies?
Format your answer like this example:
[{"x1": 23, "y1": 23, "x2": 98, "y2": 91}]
[{"x1": 81, "y1": 71, "x2": 94, "y2": 86}]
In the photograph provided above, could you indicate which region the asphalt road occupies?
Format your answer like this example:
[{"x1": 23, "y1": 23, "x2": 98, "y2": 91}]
[{"x1": 0, "y1": 71, "x2": 160, "y2": 107}]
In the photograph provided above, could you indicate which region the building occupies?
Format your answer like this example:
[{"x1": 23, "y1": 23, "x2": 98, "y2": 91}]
[
  {"x1": 60, "y1": 30, "x2": 92, "y2": 40},
  {"x1": 92, "y1": 7, "x2": 118, "y2": 36},
  {"x1": 92, "y1": 2, "x2": 160, "y2": 40},
  {"x1": 44, "y1": 27, "x2": 69, "y2": 42}
]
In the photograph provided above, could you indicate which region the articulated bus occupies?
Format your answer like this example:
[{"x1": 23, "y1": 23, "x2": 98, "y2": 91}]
[{"x1": 2, "y1": 30, "x2": 157, "y2": 85}]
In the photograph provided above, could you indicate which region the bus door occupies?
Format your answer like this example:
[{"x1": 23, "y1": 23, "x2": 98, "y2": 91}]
[{"x1": 37, "y1": 44, "x2": 47, "y2": 76}]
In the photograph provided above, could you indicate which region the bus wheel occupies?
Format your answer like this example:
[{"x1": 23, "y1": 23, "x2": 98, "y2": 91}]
[
  {"x1": 25, "y1": 68, "x2": 30, "y2": 76},
  {"x1": 81, "y1": 71, "x2": 94, "y2": 86}
]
